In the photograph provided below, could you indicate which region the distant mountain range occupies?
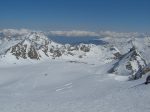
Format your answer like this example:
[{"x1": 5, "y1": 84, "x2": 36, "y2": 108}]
[
  {"x1": 0, "y1": 29, "x2": 120, "y2": 60},
  {"x1": 0, "y1": 29, "x2": 150, "y2": 80}
]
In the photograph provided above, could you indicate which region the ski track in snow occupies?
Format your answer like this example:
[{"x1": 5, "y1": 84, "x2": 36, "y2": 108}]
[{"x1": 56, "y1": 83, "x2": 73, "y2": 92}]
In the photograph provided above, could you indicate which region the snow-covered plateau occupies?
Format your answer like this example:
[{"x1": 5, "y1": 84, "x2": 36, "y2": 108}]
[{"x1": 0, "y1": 29, "x2": 150, "y2": 112}]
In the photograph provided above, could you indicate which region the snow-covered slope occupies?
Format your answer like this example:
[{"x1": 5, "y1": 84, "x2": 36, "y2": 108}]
[
  {"x1": 0, "y1": 29, "x2": 150, "y2": 112},
  {"x1": 0, "y1": 60, "x2": 150, "y2": 112}
]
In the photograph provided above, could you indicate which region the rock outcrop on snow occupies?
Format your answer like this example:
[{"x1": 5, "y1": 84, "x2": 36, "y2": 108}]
[
  {"x1": 6, "y1": 39, "x2": 41, "y2": 59},
  {"x1": 108, "y1": 46, "x2": 147, "y2": 80},
  {"x1": 0, "y1": 29, "x2": 149, "y2": 82},
  {"x1": 2, "y1": 31, "x2": 102, "y2": 60},
  {"x1": 0, "y1": 29, "x2": 136, "y2": 66},
  {"x1": 5, "y1": 32, "x2": 49, "y2": 60}
]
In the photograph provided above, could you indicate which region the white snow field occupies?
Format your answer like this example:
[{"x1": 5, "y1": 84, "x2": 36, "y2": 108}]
[
  {"x1": 0, "y1": 59, "x2": 150, "y2": 112},
  {"x1": 0, "y1": 29, "x2": 150, "y2": 112}
]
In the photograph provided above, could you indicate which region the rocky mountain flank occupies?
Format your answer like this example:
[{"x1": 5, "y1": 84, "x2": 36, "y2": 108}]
[
  {"x1": 4, "y1": 32, "x2": 93, "y2": 60},
  {"x1": 108, "y1": 46, "x2": 147, "y2": 80}
]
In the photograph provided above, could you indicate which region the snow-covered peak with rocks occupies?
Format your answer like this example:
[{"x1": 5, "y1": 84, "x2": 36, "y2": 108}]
[
  {"x1": 0, "y1": 29, "x2": 150, "y2": 112},
  {"x1": 0, "y1": 29, "x2": 150, "y2": 80}
]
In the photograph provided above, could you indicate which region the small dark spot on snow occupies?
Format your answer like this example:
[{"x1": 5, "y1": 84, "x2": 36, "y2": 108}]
[{"x1": 44, "y1": 73, "x2": 48, "y2": 76}]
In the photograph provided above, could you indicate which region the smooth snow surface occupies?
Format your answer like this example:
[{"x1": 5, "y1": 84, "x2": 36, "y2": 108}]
[{"x1": 0, "y1": 60, "x2": 150, "y2": 112}]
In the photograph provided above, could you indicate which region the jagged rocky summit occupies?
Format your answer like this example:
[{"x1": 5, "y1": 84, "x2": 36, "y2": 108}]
[
  {"x1": 2, "y1": 32, "x2": 98, "y2": 60},
  {"x1": 108, "y1": 46, "x2": 147, "y2": 80}
]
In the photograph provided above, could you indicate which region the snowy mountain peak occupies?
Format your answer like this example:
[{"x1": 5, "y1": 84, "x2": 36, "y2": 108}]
[
  {"x1": 26, "y1": 32, "x2": 48, "y2": 41},
  {"x1": 108, "y1": 46, "x2": 147, "y2": 80},
  {"x1": 6, "y1": 39, "x2": 41, "y2": 60},
  {"x1": 25, "y1": 32, "x2": 50, "y2": 45},
  {"x1": 21, "y1": 39, "x2": 32, "y2": 46}
]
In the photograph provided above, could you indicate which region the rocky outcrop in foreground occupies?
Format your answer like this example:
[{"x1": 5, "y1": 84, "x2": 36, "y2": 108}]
[{"x1": 108, "y1": 46, "x2": 147, "y2": 80}]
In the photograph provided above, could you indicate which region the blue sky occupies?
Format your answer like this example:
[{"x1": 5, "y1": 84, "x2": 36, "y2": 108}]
[{"x1": 0, "y1": 0, "x2": 150, "y2": 32}]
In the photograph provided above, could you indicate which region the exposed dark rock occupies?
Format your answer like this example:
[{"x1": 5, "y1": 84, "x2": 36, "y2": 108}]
[
  {"x1": 79, "y1": 55, "x2": 83, "y2": 58},
  {"x1": 41, "y1": 45, "x2": 49, "y2": 57},
  {"x1": 53, "y1": 50, "x2": 62, "y2": 57},
  {"x1": 68, "y1": 52, "x2": 74, "y2": 56},
  {"x1": 142, "y1": 64, "x2": 150, "y2": 74},
  {"x1": 80, "y1": 45, "x2": 90, "y2": 52},
  {"x1": 6, "y1": 40, "x2": 41, "y2": 60},
  {"x1": 145, "y1": 75, "x2": 150, "y2": 84},
  {"x1": 8, "y1": 43, "x2": 27, "y2": 59},
  {"x1": 113, "y1": 52, "x2": 122, "y2": 59},
  {"x1": 108, "y1": 46, "x2": 147, "y2": 80},
  {"x1": 28, "y1": 46, "x2": 40, "y2": 59}
]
